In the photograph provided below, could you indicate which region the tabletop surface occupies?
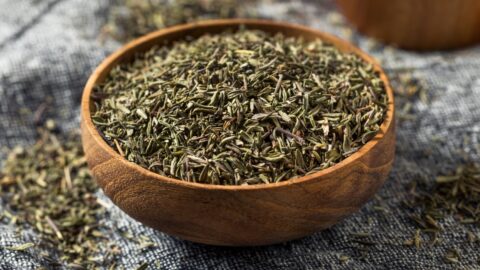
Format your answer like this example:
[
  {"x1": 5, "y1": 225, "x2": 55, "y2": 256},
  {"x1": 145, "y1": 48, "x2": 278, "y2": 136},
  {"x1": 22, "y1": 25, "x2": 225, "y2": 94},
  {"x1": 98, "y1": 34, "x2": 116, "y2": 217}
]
[{"x1": 0, "y1": 0, "x2": 479, "y2": 269}]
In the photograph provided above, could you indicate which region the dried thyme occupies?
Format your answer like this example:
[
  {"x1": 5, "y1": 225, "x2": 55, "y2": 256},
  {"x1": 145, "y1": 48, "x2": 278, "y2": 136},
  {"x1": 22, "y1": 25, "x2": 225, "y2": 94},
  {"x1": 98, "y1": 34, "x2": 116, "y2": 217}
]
[
  {"x1": 103, "y1": 0, "x2": 259, "y2": 42},
  {"x1": 404, "y1": 163, "x2": 480, "y2": 251},
  {"x1": 0, "y1": 125, "x2": 118, "y2": 268},
  {"x1": 390, "y1": 70, "x2": 427, "y2": 121},
  {"x1": 92, "y1": 29, "x2": 388, "y2": 185}
]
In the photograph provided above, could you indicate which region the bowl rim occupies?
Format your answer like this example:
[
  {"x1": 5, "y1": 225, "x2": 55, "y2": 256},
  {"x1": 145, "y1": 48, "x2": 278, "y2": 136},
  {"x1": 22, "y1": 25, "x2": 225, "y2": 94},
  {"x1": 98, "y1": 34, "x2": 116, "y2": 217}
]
[{"x1": 82, "y1": 19, "x2": 395, "y2": 191}]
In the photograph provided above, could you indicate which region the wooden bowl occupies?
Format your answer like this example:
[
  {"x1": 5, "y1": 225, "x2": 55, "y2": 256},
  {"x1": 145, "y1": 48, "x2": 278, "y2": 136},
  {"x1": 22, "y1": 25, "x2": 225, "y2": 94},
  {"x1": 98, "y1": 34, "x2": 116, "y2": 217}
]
[
  {"x1": 336, "y1": 0, "x2": 480, "y2": 50},
  {"x1": 81, "y1": 19, "x2": 395, "y2": 246}
]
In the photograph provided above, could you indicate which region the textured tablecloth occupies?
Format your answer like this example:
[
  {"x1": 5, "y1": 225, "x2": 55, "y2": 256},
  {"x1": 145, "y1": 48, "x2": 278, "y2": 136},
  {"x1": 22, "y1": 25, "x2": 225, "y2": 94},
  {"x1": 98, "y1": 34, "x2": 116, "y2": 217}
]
[{"x1": 1, "y1": 0, "x2": 479, "y2": 269}]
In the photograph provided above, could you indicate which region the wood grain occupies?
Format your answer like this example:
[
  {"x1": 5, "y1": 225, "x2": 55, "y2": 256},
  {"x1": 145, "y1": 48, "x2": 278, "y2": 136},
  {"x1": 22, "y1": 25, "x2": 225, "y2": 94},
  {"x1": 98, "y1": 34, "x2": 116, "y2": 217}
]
[
  {"x1": 336, "y1": 0, "x2": 480, "y2": 50},
  {"x1": 81, "y1": 19, "x2": 396, "y2": 246}
]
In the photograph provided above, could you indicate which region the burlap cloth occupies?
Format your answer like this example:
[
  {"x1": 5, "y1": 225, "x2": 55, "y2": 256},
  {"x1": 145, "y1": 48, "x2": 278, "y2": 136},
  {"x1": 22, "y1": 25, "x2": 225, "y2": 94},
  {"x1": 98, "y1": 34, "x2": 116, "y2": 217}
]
[{"x1": 1, "y1": 0, "x2": 479, "y2": 269}]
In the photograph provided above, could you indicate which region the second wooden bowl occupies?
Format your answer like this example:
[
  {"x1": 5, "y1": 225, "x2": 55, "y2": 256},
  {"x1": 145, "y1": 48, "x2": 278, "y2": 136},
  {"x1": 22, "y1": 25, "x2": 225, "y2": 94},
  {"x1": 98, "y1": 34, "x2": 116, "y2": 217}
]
[
  {"x1": 81, "y1": 19, "x2": 395, "y2": 246},
  {"x1": 336, "y1": 0, "x2": 480, "y2": 50}
]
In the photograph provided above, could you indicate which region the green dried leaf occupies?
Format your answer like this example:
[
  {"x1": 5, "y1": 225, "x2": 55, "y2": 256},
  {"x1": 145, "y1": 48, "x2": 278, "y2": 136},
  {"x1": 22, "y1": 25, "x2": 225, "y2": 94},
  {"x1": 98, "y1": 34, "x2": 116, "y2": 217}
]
[{"x1": 6, "y1": 242, "x2": 35, "y2": 251}]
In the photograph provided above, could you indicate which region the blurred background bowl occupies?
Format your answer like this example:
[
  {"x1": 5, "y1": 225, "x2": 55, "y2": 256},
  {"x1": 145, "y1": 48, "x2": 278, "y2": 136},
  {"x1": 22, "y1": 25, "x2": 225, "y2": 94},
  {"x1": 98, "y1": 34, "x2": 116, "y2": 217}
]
[{"x1": 336, "y1": 0, "x2": 480, "y2": 50}]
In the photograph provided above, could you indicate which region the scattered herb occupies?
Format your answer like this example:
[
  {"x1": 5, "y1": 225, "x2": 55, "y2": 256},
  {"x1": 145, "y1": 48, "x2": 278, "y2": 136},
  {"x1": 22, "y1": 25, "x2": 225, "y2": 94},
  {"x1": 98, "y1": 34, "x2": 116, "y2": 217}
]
[
  {"x1": 403, "y1": 163, "x2": 480, "y2": 262},
  {"x1": 103, "y1": 0, "x2": 259, "y2": 43},
  {"x1": 403, "y1": 229, "x2": 422, "y2": 249},
  {"x1": 136, "y1": 262, "x2": 149, "y2": 270},
  {"x1": 444, "y1": 248, "x2": 461, "y2": 264},
  {"x1": 406, "y1": 164, "x2": 480, "y2": 230},
  {"x1": 389, "y1": 70, "x2": 427, "y2": 121},
  {"x1": 350, "y1": 232, "x2": 377, "y2": 246},
  {"x1": 0, "y1": 125, "x2": 118, "y2": 268},
  {"x1": 338, "y1": 254, "x2": 350, "y2": 263},
  {"x1": 92, "y1": 29, "x2": 388, "y2": 185},
  {"x1": 5, "y1": 242, "x2": 35, "y2": 251}
]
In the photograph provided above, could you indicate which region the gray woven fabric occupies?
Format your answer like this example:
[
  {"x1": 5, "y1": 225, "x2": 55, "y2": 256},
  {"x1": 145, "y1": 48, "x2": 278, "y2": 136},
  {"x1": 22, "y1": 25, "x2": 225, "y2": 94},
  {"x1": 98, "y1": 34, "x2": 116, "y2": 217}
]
[{"x1": 1, "y1": 0, "x2": 479, "y2": 269}]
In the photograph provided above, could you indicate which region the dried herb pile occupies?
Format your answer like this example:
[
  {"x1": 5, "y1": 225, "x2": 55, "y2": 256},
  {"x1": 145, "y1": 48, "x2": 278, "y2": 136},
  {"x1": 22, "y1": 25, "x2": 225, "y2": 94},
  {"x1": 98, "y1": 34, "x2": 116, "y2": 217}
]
[
  {"x1": 92, "y1": 29, "x2": 388, "y2": 185},
  {"x1": 405, "y1": 164, "x2": 480, "y2": 244},
  {"x1": 390, "y1": 70, "x2": 427, "y2": 121},
  {"x1": 0, "y1": 124, "x2": 117, "y2": 268},
  {"x1": 103, "y1": 0, "x2": 259, "y2": 42}
]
